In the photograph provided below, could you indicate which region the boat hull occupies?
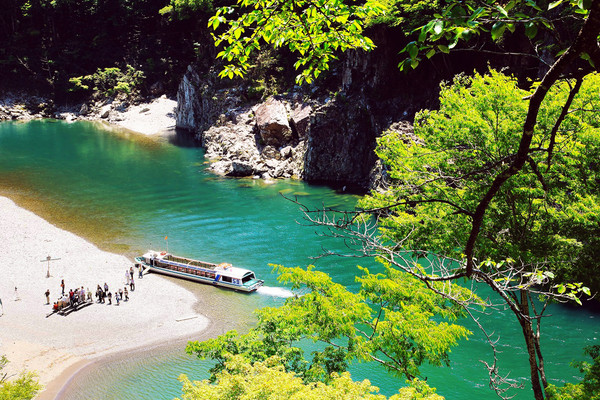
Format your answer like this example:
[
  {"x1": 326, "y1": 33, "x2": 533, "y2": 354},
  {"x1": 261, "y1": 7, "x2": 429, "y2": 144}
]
[{"x1": 135, "y1": 256, "x2": 264, "y2": 293}]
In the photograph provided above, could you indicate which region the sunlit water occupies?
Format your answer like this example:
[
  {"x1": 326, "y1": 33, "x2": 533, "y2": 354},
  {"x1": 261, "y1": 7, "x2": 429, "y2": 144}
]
[{"x1": 0, "y1": 120, "x2": 598, "y2": 399}]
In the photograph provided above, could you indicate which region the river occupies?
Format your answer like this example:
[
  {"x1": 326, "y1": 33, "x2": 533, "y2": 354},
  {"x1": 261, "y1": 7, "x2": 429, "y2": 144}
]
[{"x1": 0, "y1": 120, "x2": 598, "y2": 399}]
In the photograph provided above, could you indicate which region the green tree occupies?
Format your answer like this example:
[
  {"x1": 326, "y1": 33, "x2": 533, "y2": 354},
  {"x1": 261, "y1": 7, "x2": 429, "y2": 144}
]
[
  {"x1": 186, "y1": 264, "x2": 475, "y2": 390},
  {"x1": 547, "y1": 345, "x2": 600, "y2": 400},
  {"x1": 207, "y1": 0, "x2": 388, "y2": 84},
  {"x1": 177, "y1": 355, "x2": 444, "y2": 400},
  {"x1": 0, "y1": 355, "x2": 41, "y2": 400},
  {"x1": 69, "y1": 65, "x2": 145, "y2": 98},
  {"x1": 299, "y1": 68, "x2": 599, "y2": 399}
]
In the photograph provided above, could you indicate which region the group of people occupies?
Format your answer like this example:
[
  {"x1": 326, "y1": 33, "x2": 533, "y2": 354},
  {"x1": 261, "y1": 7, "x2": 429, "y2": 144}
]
[
  {"x1": 95, "y1": 266, "x2": 139, "y2": 306},
  {"x1": 48, "y1": 265, "x2": 142, "y2": 312},
  {"x1": 50, "y1": 283, "x2": 91, "y2": 312}
]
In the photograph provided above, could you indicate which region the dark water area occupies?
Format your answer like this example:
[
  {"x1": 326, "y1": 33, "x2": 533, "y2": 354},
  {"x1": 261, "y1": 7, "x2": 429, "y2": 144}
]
[{"x1": 1, "y1": 120, "x2": 598, "y2": 399}]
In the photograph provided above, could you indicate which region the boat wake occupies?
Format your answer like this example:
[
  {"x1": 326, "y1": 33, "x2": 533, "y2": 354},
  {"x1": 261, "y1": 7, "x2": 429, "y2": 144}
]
[{"x1": 257, "y1": 286, "x2": 294, "y2": 298}]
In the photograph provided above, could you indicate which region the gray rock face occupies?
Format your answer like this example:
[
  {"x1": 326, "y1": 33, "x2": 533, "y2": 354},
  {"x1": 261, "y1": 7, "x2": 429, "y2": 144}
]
[
  {"x1": 255, "y1": 98, "x2": 293, "y2": 147},
  {"x1": 0, "y1": 95, "x2": 53, "y2": 121},
  {"x1": 175, "y1": 48, "x2": 420, "y2": 189},
  {"x1": 303, "y1": 97, "x2": 380, "y2": 188},
  {"x1": 200, "y1": 107, "x2": 304, "y2": 180},
  {"x1": 176, "y1": 65, "x2": 243, "y2": 141},
  {"x1": 290, "y1": 103, "x2": 311, "y2": 139}
]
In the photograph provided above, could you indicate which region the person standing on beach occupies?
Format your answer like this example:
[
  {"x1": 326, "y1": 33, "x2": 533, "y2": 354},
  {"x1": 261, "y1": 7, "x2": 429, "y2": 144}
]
[
  {"x1": 104, "y1": 282, "x2": 109, "y2": 293},
  {"x1": 14, "y1": 287, "x2": 20, "y2": 301},
  {"x1": 129, "y1": 267, "x2": 134, "y2": 281},
  {"x1": 138, "y1": 264, "x2": 143, "y2": 279},
  {"x1": 107, "y1": 291, "x2": 112, "y2": 305},
  {"x1": 61, "y1": 279, "x2": 65, "y2": 295},
  {"x1": 125, "y1": 270, "x2": 130, "y2": 286},
  {"x1": 45, "y1": 289, "x2": 50, "y2": 305},
  {"x1": 130, "y1": 276, "x2": 135, "y2": 291},
  {"x1": 124, "y1": 287, "x2": 129, "y2": 301}
]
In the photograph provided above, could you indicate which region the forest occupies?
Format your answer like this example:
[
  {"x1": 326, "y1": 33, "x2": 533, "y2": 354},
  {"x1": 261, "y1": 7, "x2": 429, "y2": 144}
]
[{"x1": 1, "y1": 1, "x2": 600, "y2": 400}]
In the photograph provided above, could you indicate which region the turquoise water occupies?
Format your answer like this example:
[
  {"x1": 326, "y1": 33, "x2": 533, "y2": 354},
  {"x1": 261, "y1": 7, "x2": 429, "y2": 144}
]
[{"x1": 1, "y1": 120, "x2": 598, "y2": 399}]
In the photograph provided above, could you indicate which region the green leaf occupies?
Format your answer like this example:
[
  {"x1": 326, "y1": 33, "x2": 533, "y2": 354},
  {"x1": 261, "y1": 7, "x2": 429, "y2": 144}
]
[
  {"x1": 557, "y1": 284, "x2": 566, "y2": 294},
  {"x1": 582, "y1": 287, "x2": 591, "y2": 296},
  {"x1": 433, "y1": 20, "x2": 444, "y2": 35},
  {"x1": 581, "y1": 52, "x2": 596, "y2": 67},
  {"x1": 525, "y1": 22, "x2": 538, "y2": 39},
  {"x1": 548, "y1": 0, "x2": 564, "y2": 10},
  {"x1": 495, "y1": 5, "x2": 508, "y2": 17},
  {"x1": 491, "y1": 22, "x2": 506, "y2": 41},
  {"x1": 437, "y1": 44, "x2": 450, "y2": 54},
  {"x1": 406, "y1": 41, "x2": 418, "y2": 59}
]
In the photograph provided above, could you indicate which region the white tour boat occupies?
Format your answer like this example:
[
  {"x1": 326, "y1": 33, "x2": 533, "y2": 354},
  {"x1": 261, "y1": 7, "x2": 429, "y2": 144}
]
[{"x1": 135, "y1": 251, "x2": 264, "y2": 292}]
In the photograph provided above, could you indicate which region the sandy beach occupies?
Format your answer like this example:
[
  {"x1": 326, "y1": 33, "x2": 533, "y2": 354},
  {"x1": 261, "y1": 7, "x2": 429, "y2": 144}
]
[
  {"x1": 0, "y1": 97, "x2": 211, "y2": 398},
  {"x1": 105, "y1": 96, "x2": 178, "y2": 135}
]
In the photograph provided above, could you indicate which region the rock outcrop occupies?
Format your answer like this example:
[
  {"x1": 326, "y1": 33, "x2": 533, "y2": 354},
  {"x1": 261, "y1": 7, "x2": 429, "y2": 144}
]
[
  {"x1": 202, "y1": 105, "x2": 305, "y2": 180},
  {"x1": 303, "y1": 96, "x2": 380, "y2": 188},
  {"x1": 255, "y1": 98, "x2": 293, "y2": 147},
  {"x1": 175, "y1": 63, "x2": 397, "y2": 188},
  {"x1": 174, "y1": 25, "x2": 435, "y2": 190},
  {"x1": 0, "y1": 95, "x2": 55, "y2": 121},
  {"x1": 176, "y1": 65, "x2": 244, "y2": 140}
]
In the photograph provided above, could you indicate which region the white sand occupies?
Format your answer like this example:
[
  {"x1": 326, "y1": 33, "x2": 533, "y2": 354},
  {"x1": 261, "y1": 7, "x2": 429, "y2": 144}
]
[
  {"x1": 108, "y1": 96, "x2": 177, "y2": 135},
  {"x1": 0, "y1": 195, "x2": 209, "y2": 395}
]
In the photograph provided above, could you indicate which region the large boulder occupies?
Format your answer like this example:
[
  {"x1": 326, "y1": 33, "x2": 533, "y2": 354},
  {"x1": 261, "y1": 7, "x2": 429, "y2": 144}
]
[
  {"x1": 255, "y1": 98, "x2": 292, "y2": 147},
  {"x1": 289, "y1": 102, "x2": 312, "y2": 139}
]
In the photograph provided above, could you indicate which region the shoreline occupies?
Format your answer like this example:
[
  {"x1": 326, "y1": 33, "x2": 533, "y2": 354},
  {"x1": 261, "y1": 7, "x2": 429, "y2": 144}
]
[
  {"x1": 0, "y1": 195, "x2": 212, "y2": 399},
  {"x1": 0, "y1": 97, "x2": 215, "y2": 399}
]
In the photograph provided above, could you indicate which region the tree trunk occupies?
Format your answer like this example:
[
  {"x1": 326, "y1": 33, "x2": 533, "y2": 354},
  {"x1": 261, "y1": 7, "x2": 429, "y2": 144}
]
[{"x1": 519, "y1": 291, "x2": 545, "y2": 400}]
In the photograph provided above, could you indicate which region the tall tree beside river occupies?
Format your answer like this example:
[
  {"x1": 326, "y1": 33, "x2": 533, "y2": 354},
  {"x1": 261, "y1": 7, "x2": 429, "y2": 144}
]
[{"x1": 177, "y1": 1, "x2": 600, "y2": 400}]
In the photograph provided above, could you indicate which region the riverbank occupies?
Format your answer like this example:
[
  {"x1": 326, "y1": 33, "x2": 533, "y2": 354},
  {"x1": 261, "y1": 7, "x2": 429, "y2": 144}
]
[
  {"x1": 0, "y1": 93, "x2": 178, "y2": 137},
  {"x1": 0, "y1": 96, "x2": 204, "y2": 398},
  {"x1": 0, "y1": 195, "x2": 210, "y2": 398}
]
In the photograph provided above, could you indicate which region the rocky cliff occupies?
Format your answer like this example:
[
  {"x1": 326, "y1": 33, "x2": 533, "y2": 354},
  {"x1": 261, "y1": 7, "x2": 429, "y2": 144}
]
[{"x1": 174, "y1": 26, "x2": 454, "y2": 190}]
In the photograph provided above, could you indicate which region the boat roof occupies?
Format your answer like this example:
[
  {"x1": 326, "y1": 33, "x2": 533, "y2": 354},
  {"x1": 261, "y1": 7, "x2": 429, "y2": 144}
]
[{"x1": 142, "y1": 251, "x2": 256, "y2": 280}]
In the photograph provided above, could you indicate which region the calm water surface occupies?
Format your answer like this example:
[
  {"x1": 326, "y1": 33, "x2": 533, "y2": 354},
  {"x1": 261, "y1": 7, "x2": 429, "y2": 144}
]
[{"x1": 0, "y1": 120, "x2": 598, "y2": 399}]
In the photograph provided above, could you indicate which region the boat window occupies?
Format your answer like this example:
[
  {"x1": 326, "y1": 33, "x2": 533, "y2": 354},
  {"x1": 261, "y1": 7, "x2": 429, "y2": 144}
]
[
  {"x1": 242, "y1": 273, "x2": 255, "y2": 283},
  {"x1": 221, "y1": 276, "x2": 232, "y2": 283}
]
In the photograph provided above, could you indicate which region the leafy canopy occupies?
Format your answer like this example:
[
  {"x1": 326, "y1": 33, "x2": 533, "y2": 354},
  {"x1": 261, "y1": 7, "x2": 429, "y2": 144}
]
[
  {"x1": 361, "y1": 69, "x2": 600, "y2": 295},
  {"x1": 207, "y1": 0, "x2": 388, "y2": 84},
  {"x1": 0, "y1": 355, "x2": 41, "y2": 400},
  {"x1": 547, "y1": 345, "x2": 600, "y2": 400},
  {"x1": 186, "y1": 263, "x2": 475, "y2": 385},
  {"x1": 399, "y1": 0, "x2": 594, "y2": 71},
  {"x1": 177, "y1": 355, "x2": 444, "y2": 400}
]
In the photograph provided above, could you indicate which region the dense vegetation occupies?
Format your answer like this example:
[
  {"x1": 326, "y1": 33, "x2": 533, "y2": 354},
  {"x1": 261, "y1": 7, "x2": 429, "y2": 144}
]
[
  {"x1": 0, "y1": 355, "x2": 40, "y2": 400},
  {"x1": 179, "y1": 0, "x2": 600, "y2": 400},
  {"x1": 0, "y1": 0, "x2": 205, "y2": 98}
]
